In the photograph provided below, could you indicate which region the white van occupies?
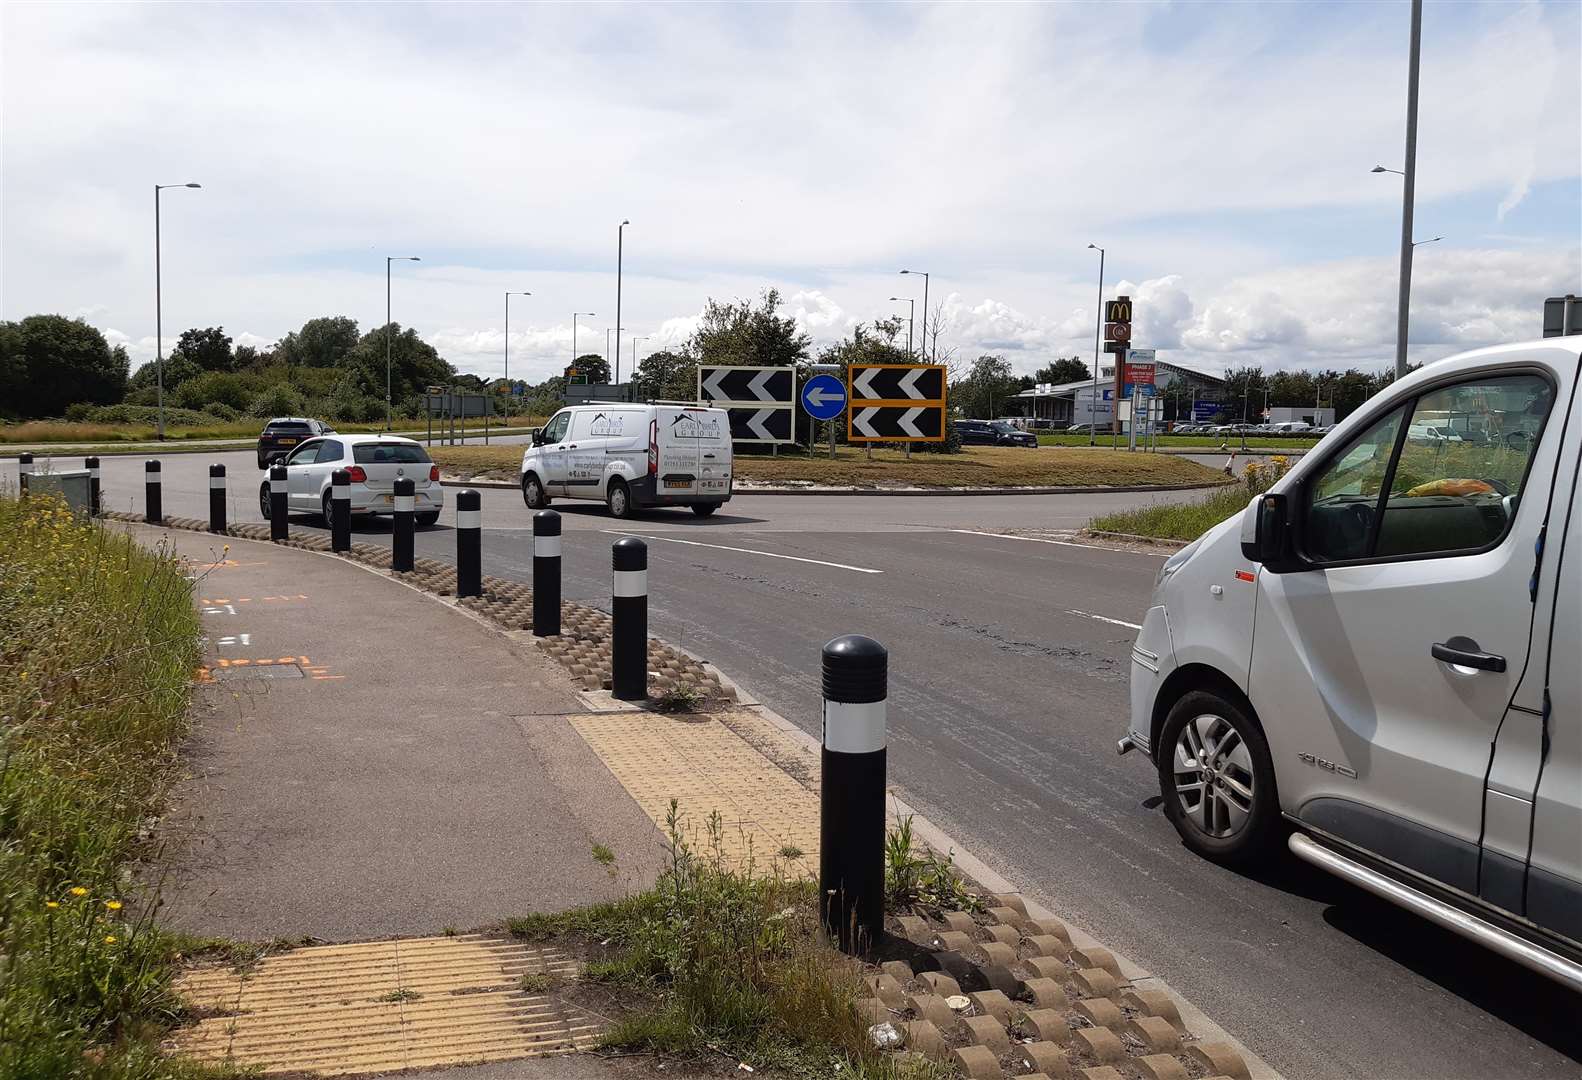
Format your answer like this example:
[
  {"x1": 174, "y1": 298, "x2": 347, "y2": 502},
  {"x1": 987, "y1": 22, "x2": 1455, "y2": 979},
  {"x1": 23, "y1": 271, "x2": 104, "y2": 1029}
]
[
  {"x1": 1120, "y1": 337, "x2": 1581, "y2": 990},
  {"x1": 1270, "y1": 420, "x2": 1312, "y2": 433},
  {"x1": 519, "y1": 403, "x2": 733, "y2": 518}
]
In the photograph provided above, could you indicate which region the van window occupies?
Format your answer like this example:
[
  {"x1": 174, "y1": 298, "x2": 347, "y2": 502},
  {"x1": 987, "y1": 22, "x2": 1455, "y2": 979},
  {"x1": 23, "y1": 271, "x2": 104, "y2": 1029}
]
[
  {"x1": 540, "y1": 411, "x2": 569, "y2": 444},
  {"x1": 1303, "y1": 407, "x2": 1405, "y2": 562}
]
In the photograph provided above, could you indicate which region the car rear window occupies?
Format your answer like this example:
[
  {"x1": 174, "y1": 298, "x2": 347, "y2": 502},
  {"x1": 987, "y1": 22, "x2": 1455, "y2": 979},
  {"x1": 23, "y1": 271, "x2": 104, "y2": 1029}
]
[
  {"x1": 353, "y1": 443, "x2": 431, "y2": 464},
  {"x1": 265, "y1": 422, "x2": 312, "y2": 434}
]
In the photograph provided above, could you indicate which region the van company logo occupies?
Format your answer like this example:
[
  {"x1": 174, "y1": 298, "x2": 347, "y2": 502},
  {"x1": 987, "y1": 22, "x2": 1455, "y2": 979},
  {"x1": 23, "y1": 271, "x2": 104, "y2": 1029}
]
[
  {"x1": 670, "y1": 412, "x2": 723, "y2": 439},
  {"x1": 590, "y1": 412, "x2": 625, "y2": 437}
]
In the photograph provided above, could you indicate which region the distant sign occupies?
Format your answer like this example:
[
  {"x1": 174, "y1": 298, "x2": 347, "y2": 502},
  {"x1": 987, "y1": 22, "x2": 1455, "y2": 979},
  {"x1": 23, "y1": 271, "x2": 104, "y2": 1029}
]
[
  {"x1": 1543, "y1": 295, "x2": 1581, "y2": 338},
  {"x1": 847, "y1": 364, "x2": 947, "y2": 442},
  {"x1": 697, "y1": 364, "x2": 795, "y2": 444},
  {"x1": 800, "y1": 373, "x2": 847, "y2": 421}
]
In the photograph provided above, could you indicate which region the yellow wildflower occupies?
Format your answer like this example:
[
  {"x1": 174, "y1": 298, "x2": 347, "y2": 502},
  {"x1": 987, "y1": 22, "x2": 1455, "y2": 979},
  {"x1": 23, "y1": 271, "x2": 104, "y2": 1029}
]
[
  {"x1": 45, "y1": 901, "x2": 59, "y2": 909},
  {"x1": 104, "y1": 935, "x2": 117, "y2": 945},
  {"x1": 69, "y1": 886, "x2": 88, "y2": 897},
  {"x1": 105, "y1": 900, "x2": 122, "y2": 911}
]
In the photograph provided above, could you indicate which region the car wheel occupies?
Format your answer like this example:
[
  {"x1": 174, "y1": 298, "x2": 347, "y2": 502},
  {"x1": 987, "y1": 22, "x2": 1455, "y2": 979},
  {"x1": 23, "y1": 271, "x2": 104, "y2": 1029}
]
[
  {"x1": 1157, "y1": 689, "x2": 1279, "y2": 865},
  {"x1": 691, "y1": 502, "x2": 719, "y2": 518},
  {"x1": 607, "y1": 479, "x2": 633, "y2": 519},
  {"x1": 258, "y1": 454, "x2": 268, "y2": 470},
  {"x1": 416, "y1": 511, "x2": 440, "y2": 527},
  {"x1": 321, "y1": 491, "x2": 335, "y2": 526},
  {"x1": 259, "y1": 483, "x2": 272, "y2": 520},
  {"x1": 522, "y1": 472, "x2": 550, "y2": 509}
]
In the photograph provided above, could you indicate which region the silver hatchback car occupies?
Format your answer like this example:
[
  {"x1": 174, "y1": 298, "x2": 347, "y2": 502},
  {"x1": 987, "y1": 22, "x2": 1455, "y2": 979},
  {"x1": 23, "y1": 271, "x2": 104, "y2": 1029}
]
[{"x1": 259, "y1": 434, "x2": 444, "y2": 526}]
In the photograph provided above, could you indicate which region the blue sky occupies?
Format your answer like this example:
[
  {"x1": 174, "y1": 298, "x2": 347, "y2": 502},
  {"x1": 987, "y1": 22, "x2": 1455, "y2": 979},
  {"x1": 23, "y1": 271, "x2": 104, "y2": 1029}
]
[{"x1": 3, "y1": 1, "x2": 1578, "y2": 383}]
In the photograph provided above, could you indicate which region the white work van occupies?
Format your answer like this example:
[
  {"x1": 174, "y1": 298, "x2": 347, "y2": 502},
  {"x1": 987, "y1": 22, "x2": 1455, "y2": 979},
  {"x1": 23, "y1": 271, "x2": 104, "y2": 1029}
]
[
  {"x1": 519, "y1": 403, "x2": 732, "y2": 518},
  {"x1": 1120, "y1": 337, "x2": 1581, "y2": 991}
]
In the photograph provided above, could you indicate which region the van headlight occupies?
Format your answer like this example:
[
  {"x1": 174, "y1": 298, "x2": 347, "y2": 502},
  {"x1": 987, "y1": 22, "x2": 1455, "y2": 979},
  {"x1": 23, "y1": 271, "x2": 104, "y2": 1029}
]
[{"x1": 1156, "y1": 536, "x2": 1203, "y2": 587}]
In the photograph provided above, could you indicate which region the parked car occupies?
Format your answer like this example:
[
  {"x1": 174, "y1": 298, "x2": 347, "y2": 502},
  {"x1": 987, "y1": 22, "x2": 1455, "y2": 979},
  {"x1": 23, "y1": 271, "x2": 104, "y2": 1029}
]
[
  {"x1": 1120, "y1": 335, "x2": 1580, "y2": 992},
  {"x1": 1064, "y1": 423, "x2": 1101, "y2": 435},
  {"x1": 1271, "y1": 421, "x2": 1313, "y2": 434},
  {"x1": 257, "y1": 417, "x2": 336, "y2": 469},
  {"x1": 1407, "y1": 422, "x2": 1465, "y2": 444},
  {"x1": 520, "y1": 403, "x2": 732, "y2": 518},
  {"x1": 259, "y1": 434, "x2": 442, "y2": 526},
  {"x1": 957, "y1": 419, "x2": 1038, "y2": 447}
]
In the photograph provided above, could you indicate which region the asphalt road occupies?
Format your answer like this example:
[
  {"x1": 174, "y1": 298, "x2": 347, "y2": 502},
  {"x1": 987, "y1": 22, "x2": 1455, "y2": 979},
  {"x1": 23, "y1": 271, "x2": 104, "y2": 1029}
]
[{"x1": 20, "y1": 448, "x2": 1581, "y2": 1080}]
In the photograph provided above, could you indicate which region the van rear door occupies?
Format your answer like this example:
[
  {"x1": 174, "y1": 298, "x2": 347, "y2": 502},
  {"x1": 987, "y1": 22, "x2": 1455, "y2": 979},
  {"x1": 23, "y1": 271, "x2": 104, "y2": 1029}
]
[{"x1": 655, "y1": 407, "x2": 727, "y2": 496}]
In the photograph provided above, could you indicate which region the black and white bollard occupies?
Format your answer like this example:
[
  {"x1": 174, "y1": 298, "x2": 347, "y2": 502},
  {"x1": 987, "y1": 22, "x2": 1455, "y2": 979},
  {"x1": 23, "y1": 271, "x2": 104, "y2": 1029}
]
[
  {"x1": 268, "y1": 464, "x2": 288, "y2": 541},
  {"x1": 533, "y1": 510, "x2": 561, "y2": 637},
  {"x1": 208, "y1": 464, "x2": 227, "y2": 533},
  {"x1": 330, "y1": 469, "x2": 351, "y2": 552},
  {"x1": 819, "y1": 634, "x2": 888, "y2": 955},
  {"x1": 18, "y1": 453, "x2": 32, "y2": 497},
  {"x1": 85, "y1": 456, "x2": 101, "y2": 516},
  {"x1": 610, "y1": 536, "x2": 647, "y2": 700},
  {"x1": 392, "y1": 477, "x2": 415, "y2": 572},
  {"x1": 456, "y1": 489, "x2": 481, "y2": 597},
  {"x1": 145, "y1": 460, "x2": 163, "y2": 523}
]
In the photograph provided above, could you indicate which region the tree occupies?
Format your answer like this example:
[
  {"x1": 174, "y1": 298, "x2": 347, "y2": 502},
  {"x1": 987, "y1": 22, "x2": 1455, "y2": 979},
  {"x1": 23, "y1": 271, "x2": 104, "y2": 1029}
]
[
  {"x1": 170, "y1": 326, "x2": 235, "y2": 373},
  {"x1": 339, "y1": 323, "x2": 454, "y2": 415},
  {"x1": 1220, "y1": 365, "x2": 1266, "y2": 422},
  {"x1": 0, "y1": 315, "x2": 129, "y2": 418},
  {"x1": 691, "y1": 288, "x2": 811, "y2": 369},
  {"x1": 1034, "y1": 357, "x2": 1090, "y2": 384},
  {"x1": 571, "y1": 353, "x2": 611, "y2": 384},
  {"x1": 630, "y1": 349, "x2": 696, "y2": 401},
  {"x1": 951, "y1": 354, "x2": 1019, "y2": 419},
  {"x1": 274, "y1": 316, "x2": 360, "y2": 369}
]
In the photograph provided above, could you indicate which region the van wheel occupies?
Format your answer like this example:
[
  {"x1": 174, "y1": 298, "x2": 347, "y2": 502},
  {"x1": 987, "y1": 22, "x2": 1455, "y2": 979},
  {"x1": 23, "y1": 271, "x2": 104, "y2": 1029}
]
[
  {"x1": 1158, "y1": 690, "x2": 1279, "y2": 865},
  {"x1": 416, "y1": 511, "x2": 439, "y2": 527},
  {"x1": 607, "y1": 479, "x2": 633, "y2": 519},
  {"x1": 522, "y1": 472, "x2": 550, "y2": 509},
  {"x1": 691, "y1": 502, "x2": 719, "y2": 517}
]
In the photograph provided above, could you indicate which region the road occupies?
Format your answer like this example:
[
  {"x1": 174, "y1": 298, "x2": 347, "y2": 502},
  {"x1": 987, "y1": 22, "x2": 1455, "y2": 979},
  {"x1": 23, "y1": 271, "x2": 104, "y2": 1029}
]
[{"x1": 19, "y1": 448, "x2": 1581, "y2": 1080}]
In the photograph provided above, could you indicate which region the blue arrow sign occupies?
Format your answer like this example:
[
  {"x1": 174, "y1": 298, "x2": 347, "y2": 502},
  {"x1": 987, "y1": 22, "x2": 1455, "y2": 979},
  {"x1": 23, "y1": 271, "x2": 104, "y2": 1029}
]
[{"x1": 800, "y1": 373, "x2": 847, "y2": 420}]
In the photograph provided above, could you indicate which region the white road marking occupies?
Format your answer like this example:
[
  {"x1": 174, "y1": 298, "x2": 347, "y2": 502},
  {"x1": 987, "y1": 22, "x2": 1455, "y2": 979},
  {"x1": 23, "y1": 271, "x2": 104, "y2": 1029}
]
[
  {"x1": 604, "y1": 531, "x2": 883, "y2": 574},
  {"x1": 1066, "y1": 609, "x2": 1143, "y2": 630},
  {"x1": 946, "y1": 528, "x2": 1169, "y2": 557}
]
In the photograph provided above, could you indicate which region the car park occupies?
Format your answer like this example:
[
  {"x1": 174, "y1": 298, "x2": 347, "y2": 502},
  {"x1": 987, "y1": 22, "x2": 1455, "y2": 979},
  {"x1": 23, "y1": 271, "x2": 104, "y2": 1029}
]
[
  {"x1": 520, "y1": 403, "x2": 732, "y2": 518},
  {"x1": 257, "y1": 417, "x2": 336, "y2": 469},
  {"x1": 1120, "y1": 336, "x2": 1581, "y2": 991},
  {"x1": 259, "y1": 434, "x2": 443, "y2": 526}
]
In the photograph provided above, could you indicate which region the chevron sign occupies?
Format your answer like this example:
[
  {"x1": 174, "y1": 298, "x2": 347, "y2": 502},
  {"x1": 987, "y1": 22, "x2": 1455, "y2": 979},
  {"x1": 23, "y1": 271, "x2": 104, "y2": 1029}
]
[
  {"x1": 847, "y1": 363, "x2": 948, "y2": 442},
  {"x1": 696, "y1": 365, "x2": 796, "y2": 444}
]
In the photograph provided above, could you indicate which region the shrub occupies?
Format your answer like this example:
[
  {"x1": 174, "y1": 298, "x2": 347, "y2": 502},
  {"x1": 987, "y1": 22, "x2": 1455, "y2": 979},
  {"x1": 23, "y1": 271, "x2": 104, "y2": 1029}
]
[
  {"x1": 85, "y1": 404, "x2": 220, "y2": 427},
  {"x1": 203, "y1": 402, "x2": 240, "y2": 422},
  {"x1": 247, "y1": 384, "x2": 304, "y2": 418},
  {"x1": 173, "y1": 371, "x2": 251, "y2": 413}
]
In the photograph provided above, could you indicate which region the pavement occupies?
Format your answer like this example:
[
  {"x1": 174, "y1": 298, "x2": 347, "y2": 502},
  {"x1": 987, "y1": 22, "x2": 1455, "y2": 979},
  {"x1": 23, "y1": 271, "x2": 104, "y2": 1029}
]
[{"x1": 31, "y1": 450, "x2": 1582, "y2": 1080}]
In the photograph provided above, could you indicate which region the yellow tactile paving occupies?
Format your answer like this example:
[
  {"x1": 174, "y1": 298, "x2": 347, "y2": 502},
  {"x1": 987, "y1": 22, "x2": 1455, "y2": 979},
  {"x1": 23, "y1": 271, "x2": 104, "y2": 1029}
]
[
  {"x1": 167, "y1": 934, "x2": 600, "y2": 1076},
  {"x1": 570, "y1": 710, "x2": 820, "y2": 874}
]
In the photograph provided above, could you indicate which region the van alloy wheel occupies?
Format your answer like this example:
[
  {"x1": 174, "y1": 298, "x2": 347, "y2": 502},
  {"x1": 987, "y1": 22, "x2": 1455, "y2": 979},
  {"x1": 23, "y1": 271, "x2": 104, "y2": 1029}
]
[{"x1": 1172, "y1": 714, "x2": 1255, "y2": 838}]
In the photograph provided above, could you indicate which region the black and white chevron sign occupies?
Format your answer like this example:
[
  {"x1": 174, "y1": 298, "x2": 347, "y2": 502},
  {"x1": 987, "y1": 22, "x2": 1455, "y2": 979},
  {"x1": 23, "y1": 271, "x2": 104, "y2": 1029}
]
[
  {"x1": 697, "y1": 365, "x2": 795, "y2": 444},
  {"x1": 847, "y1": 363, "x2": 947, "y2": 442}
]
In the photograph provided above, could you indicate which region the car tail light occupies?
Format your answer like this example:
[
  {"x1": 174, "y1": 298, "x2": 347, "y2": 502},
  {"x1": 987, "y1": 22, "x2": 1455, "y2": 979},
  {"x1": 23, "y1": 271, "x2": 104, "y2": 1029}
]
[
  {"x1": 345, "y1": 465, "x2": 367, "y2": 483},
  {"x1": 429, "y1": 465, "x2": 440, "y2": 482},
  {"x1": 647, "y1": 419, "x2": 658, "y2": 477}
]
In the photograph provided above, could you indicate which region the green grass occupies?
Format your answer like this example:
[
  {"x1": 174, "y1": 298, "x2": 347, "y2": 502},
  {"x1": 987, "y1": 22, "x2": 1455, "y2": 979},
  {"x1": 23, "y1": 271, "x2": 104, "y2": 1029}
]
[
  {"x1": 1038, "y1": 432, "x2": 1319, "y2": 451},
  {"x1": 0, "y1": 494, "x2": 233, "y2": 1079},
  {"x1": 1089, "y1": 484, "x2": 1254, "y2": 541}
]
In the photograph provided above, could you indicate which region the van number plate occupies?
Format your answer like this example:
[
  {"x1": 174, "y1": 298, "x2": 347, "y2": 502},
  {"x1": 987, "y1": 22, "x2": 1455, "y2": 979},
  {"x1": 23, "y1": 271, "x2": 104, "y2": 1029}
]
[{"x1": 664, "y1": 478, "x2": 692, "y2": 489}]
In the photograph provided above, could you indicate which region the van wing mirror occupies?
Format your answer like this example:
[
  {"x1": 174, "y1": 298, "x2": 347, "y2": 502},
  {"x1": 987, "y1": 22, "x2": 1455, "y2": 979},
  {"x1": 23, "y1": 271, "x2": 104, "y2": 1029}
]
[
  {"x1": 532, "y1": 429, "x2": 544, "y2": 447},
  {"x1": 1241, "y1": 492, "x2": 1298, "y2": 569}
]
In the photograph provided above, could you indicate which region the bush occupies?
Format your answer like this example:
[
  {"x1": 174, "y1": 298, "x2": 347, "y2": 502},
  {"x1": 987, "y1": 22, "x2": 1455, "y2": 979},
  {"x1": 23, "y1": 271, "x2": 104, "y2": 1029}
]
[
  {"x1": 247, "y1": 384, "x2": 304, "y2": 418},
  {"x1": 84, "y1": 404, "x2": 221, "y2": 427},
  {"x1": 0, "y1": 496, "x2": 203, "y2": 1078},
  {"x1": 203, "y1": 402, "x2": 240, "y2": 422},
  {"x1": 173, "y1": 371, "x2": 251, "y2": 413}
]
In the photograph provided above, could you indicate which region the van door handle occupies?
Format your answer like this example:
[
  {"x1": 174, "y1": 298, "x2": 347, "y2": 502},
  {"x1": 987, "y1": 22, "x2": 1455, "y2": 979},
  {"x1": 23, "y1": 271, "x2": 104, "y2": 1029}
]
[
  {"x1": 567, "y1": 443, "x2": 577, "y2": 449},
  {"x1": 1431, "y1": 641, "x2": 1507, "y2": 673}
]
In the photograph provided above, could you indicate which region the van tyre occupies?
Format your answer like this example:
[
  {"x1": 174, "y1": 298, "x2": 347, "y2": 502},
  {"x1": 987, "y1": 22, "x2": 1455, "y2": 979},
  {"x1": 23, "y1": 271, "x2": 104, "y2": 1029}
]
[
  {"x1": 691, "y1": 502, "x2": 720, "y2": 517},
  {"x1": 522, "y1": 472, "x2": 550, "y2": 509},
  {"x1": 607, "y1": 479, "x2": 634, "y2": 519},
  {"x1": 1158, "y1": 690, "x2": 1279, "y2": 865}
]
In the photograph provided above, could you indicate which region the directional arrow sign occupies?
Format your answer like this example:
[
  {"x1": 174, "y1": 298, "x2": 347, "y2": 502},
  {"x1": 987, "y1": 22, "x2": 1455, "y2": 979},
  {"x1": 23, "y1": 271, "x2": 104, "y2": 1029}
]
[
  {"x1": 847, "y1": 363, "x2": 947, "y2": 443},
  {"x1": 697, "y1": 365, "x2": 796, "y2": 444},
  {"x1": 800, "y1": 373, "x2": 847, "y2": 420}
]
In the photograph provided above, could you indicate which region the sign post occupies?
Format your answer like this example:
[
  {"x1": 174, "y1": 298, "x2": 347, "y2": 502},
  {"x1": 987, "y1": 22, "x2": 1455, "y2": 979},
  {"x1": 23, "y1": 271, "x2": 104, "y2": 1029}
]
[
  {"x1": 1103, "y1": 296, "x2": 1133, "y2": 441},
  {"x1": 800, "y1": 373, "x2": 848, "y2": 462}
]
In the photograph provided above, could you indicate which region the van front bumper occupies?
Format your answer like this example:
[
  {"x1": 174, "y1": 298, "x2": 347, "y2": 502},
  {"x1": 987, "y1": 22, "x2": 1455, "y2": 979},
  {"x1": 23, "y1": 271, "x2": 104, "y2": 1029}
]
[{"x1": 1125, "y1": 604, "x2": 1176, "y2": 761}]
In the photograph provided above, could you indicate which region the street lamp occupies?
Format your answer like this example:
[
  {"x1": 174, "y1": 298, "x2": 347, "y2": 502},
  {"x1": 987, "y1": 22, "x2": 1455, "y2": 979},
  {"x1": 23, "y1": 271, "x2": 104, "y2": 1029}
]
[
  {"x1": 154, "y1": 182, "x2": 201, "y2": 441},
  {"x1": 1413, "y1": 235, "x2": 1443, "y2": 247},
  {"x1": 504, "y1": 291, "x2": 531, "y2": 420},
  {"x1": 615, "y1": 219, "x2": 630, "y2": 383},
  {"x1": 632, "y1": 336, "x2": 648, "y2": 368},
  {"x1": 1384, "y1": 0, "x2": 1423, "y2": 379},
  {"x1": 899, "y1": 270, "x2": 930, "y2": 360},
  {"x1": 571, "y1": 312, "x2": 595, "y2": 374},
  {"x1": 1087, "y1": 244, "x2": 1105, "y2": 446},
  {"x1": 888, "y1": 297, "x2": 915, "y2": 355},
  {"x1": 385, "y1": 256, "x2": 420, "y2": 429}
]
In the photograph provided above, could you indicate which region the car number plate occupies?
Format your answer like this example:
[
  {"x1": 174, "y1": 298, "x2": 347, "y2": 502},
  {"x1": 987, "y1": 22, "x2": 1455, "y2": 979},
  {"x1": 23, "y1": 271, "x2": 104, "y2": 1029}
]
[{"x1": 277, "y1": 438, "x2": 297, "y2": 445}]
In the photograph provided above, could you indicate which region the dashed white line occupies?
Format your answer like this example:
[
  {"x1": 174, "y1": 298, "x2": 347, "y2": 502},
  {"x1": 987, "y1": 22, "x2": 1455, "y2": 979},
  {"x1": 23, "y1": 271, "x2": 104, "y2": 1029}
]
[
  {"x1": 603, "y1": 531, "x2": 884, "y2": 574},
  {"x1": 1066, "y1": 609, "x2": 1143, "y2": 630}
]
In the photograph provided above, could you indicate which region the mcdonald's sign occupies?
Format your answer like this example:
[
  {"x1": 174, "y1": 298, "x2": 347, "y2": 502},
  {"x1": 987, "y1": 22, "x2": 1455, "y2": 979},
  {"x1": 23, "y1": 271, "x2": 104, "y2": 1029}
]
[{"x1": 1103, "y1": 295, "x2": 1132, "y2": 355}]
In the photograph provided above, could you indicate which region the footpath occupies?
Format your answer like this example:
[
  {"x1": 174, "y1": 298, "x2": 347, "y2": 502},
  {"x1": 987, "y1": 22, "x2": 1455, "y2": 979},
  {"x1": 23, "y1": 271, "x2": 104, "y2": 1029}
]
[{"x1": 122, "y1": 520, "x2": 1276, "y2": 1080}]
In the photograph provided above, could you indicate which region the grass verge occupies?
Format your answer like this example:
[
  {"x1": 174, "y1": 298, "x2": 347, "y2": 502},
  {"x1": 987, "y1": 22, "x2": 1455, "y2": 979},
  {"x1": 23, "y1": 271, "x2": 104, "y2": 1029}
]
[
  {"x1": 1089, "y1": 456, "x2": 1292, "y2": 540},
  {"x1": 434, "y1": 444, "x2": 1232, "y2": 490},
  {"x1": 0, "y1": 495, "x2": 226, "y2": 1079},
  {"x1": 505, "y1": 804, "x2": 952, "y2": 1079}
]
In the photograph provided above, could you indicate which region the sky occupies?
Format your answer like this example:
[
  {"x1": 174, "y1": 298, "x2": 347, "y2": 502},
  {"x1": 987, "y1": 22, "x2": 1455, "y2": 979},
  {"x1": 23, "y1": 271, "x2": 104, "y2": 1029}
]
[{"x1": 3, "y1": 1, "x2": 1579, "y2": 387}]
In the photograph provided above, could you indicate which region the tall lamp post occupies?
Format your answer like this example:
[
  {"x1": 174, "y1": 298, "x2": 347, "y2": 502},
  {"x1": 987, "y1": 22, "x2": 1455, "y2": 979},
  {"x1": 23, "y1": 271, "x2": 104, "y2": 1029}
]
[
  {"x1": 899, "y1": 270, "x2": 930, "y2": 360},
  {"x1": 615, "y1": 219, "x2": 630, "y2": 383},
  {"x1": 504, "y1": 291, "x2": 531, "y2": 421},
  {"x1": 154, "y1": 182, "x2": 201, "y2": 441},
  {"x1": 385, "y1": 255, "x2": 421, "y2": 429},
  {"x1": 571, "y1": 312, "x2": 595, "y2": 374},
  {"x1": 889, "y1": 297, "x2": 915, "y2": 355},
  {"x1": 1383, "y1": 0, "x2": 1422, "y2": 379},
  {"x1": 1087, "y1": 244, "x2": 1105, "y2": 446}
]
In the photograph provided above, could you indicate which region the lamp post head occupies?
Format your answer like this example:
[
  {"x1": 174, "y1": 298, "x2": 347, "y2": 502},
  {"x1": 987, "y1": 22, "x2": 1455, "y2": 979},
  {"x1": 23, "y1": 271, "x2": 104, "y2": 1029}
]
[
  {"x1": 185, "y1": 183, "x2": 202, "y2": 188},
  {"x1": 1371, "y1": 165, "x2": 1388, "y2": 173},
  {"x1": 1088, "y1": 243, "x2": 1102, "y2": 251},
  {"x1": 621, "y1": 219, "x2": 630, "y2": 226}
]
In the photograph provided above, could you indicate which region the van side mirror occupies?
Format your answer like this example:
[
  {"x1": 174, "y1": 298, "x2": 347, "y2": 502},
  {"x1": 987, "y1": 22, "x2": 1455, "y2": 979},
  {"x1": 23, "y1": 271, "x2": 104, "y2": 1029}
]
[
  {"x1": 531, "y1": 429, "x2": 544, "y2": 447},
  {"x1": 1241, "y1": 492, "x2": 1297, "y2": 569}
]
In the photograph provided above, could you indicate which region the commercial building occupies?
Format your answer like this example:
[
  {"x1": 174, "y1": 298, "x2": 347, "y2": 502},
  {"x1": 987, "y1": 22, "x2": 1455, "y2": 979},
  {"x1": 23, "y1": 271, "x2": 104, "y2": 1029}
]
[{"x1": 1012, "y1": 359, "x2": 1227, "y2": 426}]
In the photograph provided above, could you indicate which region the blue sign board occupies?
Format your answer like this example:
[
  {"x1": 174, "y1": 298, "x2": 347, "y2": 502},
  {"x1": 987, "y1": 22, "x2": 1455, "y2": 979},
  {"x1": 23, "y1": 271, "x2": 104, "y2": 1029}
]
[
  {"x1": 1102, "y1": 384, "x2": 1158, "y2": 400},
  {"x1": 1192, "y1": 402, "x2": 1221, "y2": 420},
  {"x1": 800, "y1": 374, "x2": 847, "y2": 420}
]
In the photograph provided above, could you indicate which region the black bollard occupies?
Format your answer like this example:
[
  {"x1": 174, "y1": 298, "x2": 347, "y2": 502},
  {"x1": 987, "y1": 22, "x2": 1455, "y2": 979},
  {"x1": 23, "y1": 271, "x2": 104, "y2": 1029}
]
[
  {"x1": 85, "y1": 456, "x2": 100, "y2": 516},
  {"x1": 330, "y1": 469, "x2": 351, "y2": 552},
  {"x1": 392, "y1": 477, "x2": 414, "y2": 572},
  {"x1": 268, "y1": 464, "x2": 288, "y2": 541},
  {"x1": 18, "y1": 453, "x2": 32, "y2": 497},
  {"x1": 611, "y1": 536, "x2": 648, "y2": 700},
  {"x1": 533, "y1": 509, "x2": 561, "y2": 637},
  {"x1": 145, "y1": 460, "x2": 163, "y2": 523},
  {"x1": 209, "y1": 464, "x2": 227, "y2": 533},
  {"x1": 456, "y1": 489, "x2": 481, "y2": 597},
  {"x1": 819, "y1": 634, "x2": 888, "y2": 955}
]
